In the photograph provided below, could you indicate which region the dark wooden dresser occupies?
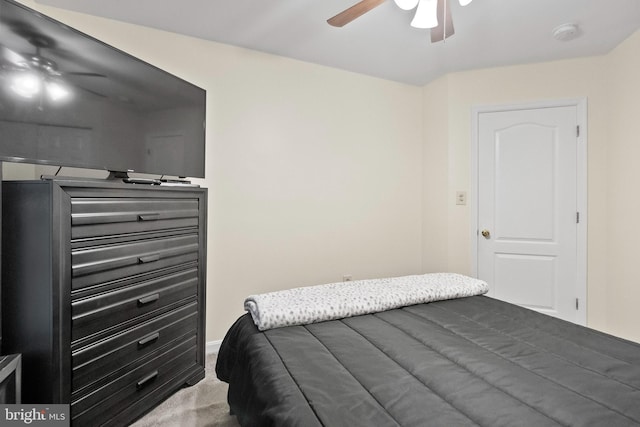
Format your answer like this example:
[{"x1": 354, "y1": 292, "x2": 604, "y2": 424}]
[{"x1": 1, "y1": 178, "x2": 206, "y2": 426}]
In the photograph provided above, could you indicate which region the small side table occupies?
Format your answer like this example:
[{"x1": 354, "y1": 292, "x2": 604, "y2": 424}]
[{"x1": 0, "y1": 354, "x2": 21, "y2": 404}]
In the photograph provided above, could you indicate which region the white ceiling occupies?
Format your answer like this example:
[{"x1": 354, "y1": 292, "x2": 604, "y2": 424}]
[{"x1": 35, "y1": 0, "x2": 640, "y2": 86}]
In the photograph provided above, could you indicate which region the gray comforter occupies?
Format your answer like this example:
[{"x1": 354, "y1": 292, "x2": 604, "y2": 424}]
[{"x1": 216, "y1": 295, "x2": 640, "y2": 426}]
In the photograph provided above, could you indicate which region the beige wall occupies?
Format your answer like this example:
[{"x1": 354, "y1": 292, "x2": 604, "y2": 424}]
[
  {"x1": 421, "y1": 76, "x2": 450, "y2": 272},
  {"x1": 201, "y1": 49, "x2": 423, "y2": 340},
  {"x1": 8, "y1": 1, "x2": 640, "y2": 343},
  {"x1": 606, "y1": 30, "x2": 640, "y2": 342},
  {"x1": 423, "y1": 31, "x2": 640, "y2": 342},
  {"x1": 14, "y1": 1, "x2": 424, "y2": 341}
]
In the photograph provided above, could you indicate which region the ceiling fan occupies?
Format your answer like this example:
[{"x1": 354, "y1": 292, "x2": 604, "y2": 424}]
[{"x1": 328, "y1": 0, "x2": 473, "y2": 43}]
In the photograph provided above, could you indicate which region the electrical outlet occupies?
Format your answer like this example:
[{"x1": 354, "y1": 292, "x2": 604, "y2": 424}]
[
  {"x1": 343, "y1": 275, "x2": 352, "y2": 282},
  {"x1": 456, "y1": 191, "x2": 467, "y2": 205}
]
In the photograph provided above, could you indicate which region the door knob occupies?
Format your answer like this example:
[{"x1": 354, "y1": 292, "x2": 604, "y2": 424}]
[{"x1": 481, "y1": 229, "x2": 491, "y2": 239}]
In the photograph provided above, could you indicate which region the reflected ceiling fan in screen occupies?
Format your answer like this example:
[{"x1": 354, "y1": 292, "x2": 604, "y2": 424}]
[{"x1": 1, "y1": 25, "x2": 107, "y2": 107}]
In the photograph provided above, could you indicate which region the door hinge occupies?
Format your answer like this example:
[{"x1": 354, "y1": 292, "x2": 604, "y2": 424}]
[
  {"x1": 576, "y1": 212, "x2": 580, "y2": 223},
  {"x1": 576, "y1": 125, "x2": 580, "y2": 137},
  {"x1": 576, "y1": 298, "x2": 579, "y2": 310}
]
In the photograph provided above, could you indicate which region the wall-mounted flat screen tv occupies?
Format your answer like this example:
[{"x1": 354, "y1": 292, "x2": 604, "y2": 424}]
[{"x1": 0, "y1": 0, "x2": 206, "y2": 178}]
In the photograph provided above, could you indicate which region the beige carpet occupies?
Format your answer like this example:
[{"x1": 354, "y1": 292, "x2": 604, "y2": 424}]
[{"x1": 131, "y1": 353, "x2": 240, "y2": 427}]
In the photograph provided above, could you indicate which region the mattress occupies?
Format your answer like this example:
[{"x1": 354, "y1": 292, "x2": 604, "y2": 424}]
[{"x1": 216, "y1": 295, "x2": 640, "y2": 427}]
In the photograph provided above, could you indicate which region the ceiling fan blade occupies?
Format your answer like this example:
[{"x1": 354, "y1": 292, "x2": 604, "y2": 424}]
[
  {"x1": 66, "y1": 72, "x2": 108, "y2": 78},
  {"x1": 431, "y1": 0, "x2": 455, "y2": 43},
  {"x1": 76, "y1": 85, "x2": 108, "y2": 98},
  {"x1": 327, "y1": 0, "x2": 386, "y2": 27},
  {"x1": 0, "y1": 45, "x2": 28, "y2": 66}
]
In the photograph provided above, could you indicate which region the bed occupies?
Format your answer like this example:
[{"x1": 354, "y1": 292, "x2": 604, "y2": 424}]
[{"x1": 216, "y1": 274, "x2": 640, "y2": 427}]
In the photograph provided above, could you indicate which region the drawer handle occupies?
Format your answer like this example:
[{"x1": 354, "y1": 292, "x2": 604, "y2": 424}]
[
  {"x1": 138, "y1": 332, "x2": 160, "y2": 347},
  {"x1": 138, "y1": 254, "x2": 160, "y2": 264},
  {"x1": 136, "y1": 370, "x2": 159, "y2": 390},
  {"x1": 138, "y1": 213, "x2": 160, "y2": 221},
  {"x1": 137, "y1": 293, "x2": 160, "y2": 306}
]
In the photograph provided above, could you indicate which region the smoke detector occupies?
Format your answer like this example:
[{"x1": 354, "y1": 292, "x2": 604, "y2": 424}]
[{"x1": 553, "y1": 23, "x2": 580, "y2": 41}]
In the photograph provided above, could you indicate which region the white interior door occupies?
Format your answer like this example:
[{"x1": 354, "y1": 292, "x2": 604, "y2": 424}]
[{"x1": 476, "y1": 103, "x2": 585, "y2": 324}]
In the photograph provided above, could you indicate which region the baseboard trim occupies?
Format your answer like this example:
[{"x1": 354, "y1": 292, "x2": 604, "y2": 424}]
[{"x1": 207, "y1": 339, "x2": 223, "y2": 354}]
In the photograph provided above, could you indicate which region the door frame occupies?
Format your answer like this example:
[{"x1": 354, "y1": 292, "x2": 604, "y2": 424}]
[{"x1": 470, "y1": 98, "x2": 588, "y2": 325}]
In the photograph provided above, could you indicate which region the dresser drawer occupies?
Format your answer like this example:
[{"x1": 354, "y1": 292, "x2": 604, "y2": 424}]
[
  {"x1": 72, "y1": 302, "x2": 197, "y2": 394},
  {"x1": 72, "y1": 267, "x2": 198, "y2": 341},
  {"x1": 71, "y1": 234, "x2": 199, "y2": 290},
  {"x1": 71, "y1": 198, "x2": 199, "y2": 239},
  {"x1": 72, "y1": 336, "x2": 197, "y2": 425}
]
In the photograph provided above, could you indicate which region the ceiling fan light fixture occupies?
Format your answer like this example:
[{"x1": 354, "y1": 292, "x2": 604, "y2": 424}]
[
  {"x1": 10, "y1": 71, "x2": 42, "y2": 98},
  {"x1": 46, "y1": 80, "x2": 71, "y2": 102},
  {"x1": 411, "y1": 0, "x2": 438, "y2": 29},
  {"x1": 459, "y1": 0, "x2": 473, "y2": 6},
  {"x1": 394, "y1": 0, "x2": 420, "y2": 11}
]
